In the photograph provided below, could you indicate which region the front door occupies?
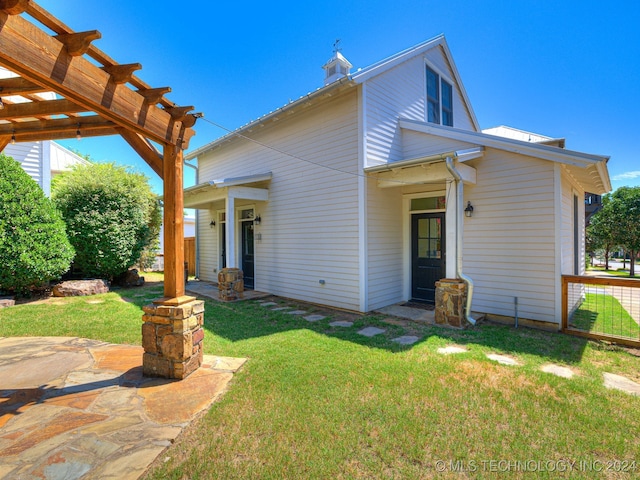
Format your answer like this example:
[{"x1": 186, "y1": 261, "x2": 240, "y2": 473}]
[
  {"x1": 411, "y1": 213, "x2": 445, "y2": 303},
  {"x1": 220, "y1": 223, "x2": 226, "y2": 269},
  {"x1": 241, "y1": 221, "x2": 254, "y2": 289}
]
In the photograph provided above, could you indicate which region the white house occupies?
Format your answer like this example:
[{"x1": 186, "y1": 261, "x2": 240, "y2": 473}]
[
  {"x1": 184, "y1": 35, "x2": 611, "y2": 328},
  {"x1": 5, "y1": 140, "x2": 90, "y2": 196}
]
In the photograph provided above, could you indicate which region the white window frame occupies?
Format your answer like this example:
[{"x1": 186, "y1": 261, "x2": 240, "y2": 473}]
[{"x1": 425, "y1": 62, "x2": 454, "y2": 127}]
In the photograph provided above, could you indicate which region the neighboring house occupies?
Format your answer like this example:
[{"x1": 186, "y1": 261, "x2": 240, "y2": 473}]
[
  {"x1": 153, "y1": 217, "x2": 196, "y2": 272},
  {"x1": 584, "y1": 193, "x2": 603, "y2": 224},
  {"x1": 184, "y1": 35, "x2": 611, "y2": 328},
  {"x1": 5, "y1": 140, "x2": 90, "y2": 196}
]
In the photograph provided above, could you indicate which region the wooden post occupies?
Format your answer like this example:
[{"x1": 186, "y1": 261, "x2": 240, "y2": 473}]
[{"x1": 161, "y1": 143, "x2": 186, "y2": 300}]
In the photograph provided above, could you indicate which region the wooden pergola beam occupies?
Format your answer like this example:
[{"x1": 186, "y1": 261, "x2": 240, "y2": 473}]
[
  {"x1": 0, "y1": 98, "x2": 87, "y2": 119},
  {"x1": 0, "y1": 77, "x2": 47, "y2": 95},
  {"x1": 55, "y1": 30, "x2": 101, "y2": 57},
  {"x1": 0, "y1": 115, "x2": 115, "y2": 138},
  {"x1": 117, "y1": 127, "x2": 163, "y2": 177},
  {"x1": 0, "y1": 11, "x2": 185, "y2": 147}
]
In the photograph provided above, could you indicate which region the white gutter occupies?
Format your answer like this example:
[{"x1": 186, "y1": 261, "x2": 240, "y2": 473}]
[{"x1": 445, "y1": 155, "x2": 476, "y2": 325}]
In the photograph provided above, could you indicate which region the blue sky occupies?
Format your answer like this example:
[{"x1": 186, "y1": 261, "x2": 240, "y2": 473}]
[{"x1": 38, "y1": 0, "x2": 639, "y2": 195}]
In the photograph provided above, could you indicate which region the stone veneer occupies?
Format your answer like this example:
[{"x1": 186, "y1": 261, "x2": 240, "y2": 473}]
[
  {"x1": 218, "y1": 267, "x2": 244, "y2": 301},
  {"x1": 141, "y1": 298, "x2": 205, "y2": 379},
  {"x1": 435, "y1": 279, "x2": 468, "y2": 328}
]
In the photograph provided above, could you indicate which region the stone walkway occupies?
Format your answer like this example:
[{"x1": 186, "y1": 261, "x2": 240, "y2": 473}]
[
  {"x1": 0, "y1": 337, "x2": 246, "y2": 479},
  {"x1": 435, "y1": 344, "x2": 640, "y2": 396}
]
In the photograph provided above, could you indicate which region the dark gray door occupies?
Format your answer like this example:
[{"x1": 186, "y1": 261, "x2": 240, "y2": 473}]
[
  {"x1": 241, "y1": 221, "x2": 254, "y2": 289},
  {"x1": 411, "y1": 213, "x2": 445, "y2": 303}
]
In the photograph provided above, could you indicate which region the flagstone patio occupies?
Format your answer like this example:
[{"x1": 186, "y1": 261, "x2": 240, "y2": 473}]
[{"x1": 0, "y1": 336, "x2": 246, "y2": 479}]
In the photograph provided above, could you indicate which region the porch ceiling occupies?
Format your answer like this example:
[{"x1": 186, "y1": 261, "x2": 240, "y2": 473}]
[
  {"x1": 365, "y1": 151, "x2": 479, "y2": 189},
  {"x1": 183, "y1": 172, "x2": 271, "y2": 209}
]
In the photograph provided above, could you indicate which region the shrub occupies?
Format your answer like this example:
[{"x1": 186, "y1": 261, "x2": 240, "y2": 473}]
[
  {"x1": 52, "y1": 162, "x2": 159, "y2": 280},
  {"x1": 0, "y1": 154, "x2": 74, "y2": 295}
]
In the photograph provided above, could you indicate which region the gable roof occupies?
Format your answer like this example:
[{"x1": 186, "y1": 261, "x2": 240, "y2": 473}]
[
  {"x1": 186, "y1": 35, "x2": 478, "y2": 160},
  {"x1": 399, "y1": 118, "x2": 611, "y2": 194},
  {"x1": 351, "y1": 35, "x2": 479, "y2": 131}
]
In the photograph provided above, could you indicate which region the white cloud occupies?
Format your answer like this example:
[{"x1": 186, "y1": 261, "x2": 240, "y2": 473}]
[{"x1": 612, "y1": 171, "x2": 640, "y2": 181}]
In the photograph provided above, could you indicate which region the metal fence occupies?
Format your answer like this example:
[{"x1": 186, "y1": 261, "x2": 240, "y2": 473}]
[{"x1": 562, "y1": 275, "x2": 640, "y2": 347}]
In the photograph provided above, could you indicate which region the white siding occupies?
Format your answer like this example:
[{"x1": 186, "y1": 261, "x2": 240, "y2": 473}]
[
  {"x1": 366, "y1": 177, "x2": 404, "y2": 310},
  {"x1": 402, "y1": 130, "x2": 476, "y2": 160},
  {"x1": 364, "y1": 45, "x2": 476, "y2": 167},
  {"x1": 560, "y1": 170, "x2": 585, "y2": 276},
  {"x1": 4, "y1": 142, "x2": 43, "y2": 189},
  {"x1": 196, "y1": 89, "x2": 361, "y2": 311},
  {"x1": 463, "y1": 149, "x2": 558, "y2": 323}
]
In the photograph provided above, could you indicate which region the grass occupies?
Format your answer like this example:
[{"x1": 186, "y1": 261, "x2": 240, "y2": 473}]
[
  {"x1": 588, "y1": 265, "x2": 638, "y2": 278},
  {"x1": 2, "y1": 278, "x2": 640, "y2": 478},
  {"x1": 570, "y1": 293, "x2": 640, "y2": 339}
]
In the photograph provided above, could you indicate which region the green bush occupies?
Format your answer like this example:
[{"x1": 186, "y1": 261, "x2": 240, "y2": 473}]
[
  {"x1": 52, "y1": 162, "x2": 159, "y2": 280},
  {"x1": 0, "y1": 154, "x2": 74, "y2": 295}
]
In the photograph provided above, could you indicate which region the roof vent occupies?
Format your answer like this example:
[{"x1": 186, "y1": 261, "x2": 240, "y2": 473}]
[{"x1": 322, "y1": 40, "x2": 352, "y2": 85}]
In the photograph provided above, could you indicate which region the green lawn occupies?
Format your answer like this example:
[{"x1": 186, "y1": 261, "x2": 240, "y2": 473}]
[
  {"x1": 1, "y1": 279, "x2": 640, "y2": 479},
  {"x1": 571, "y1": 293, "x2": 640, "y2": 339},
  {"x1": 588, "y1": 266, "x2": 638, "y2": 278}
]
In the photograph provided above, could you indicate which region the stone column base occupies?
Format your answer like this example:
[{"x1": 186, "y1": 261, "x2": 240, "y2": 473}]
[
  {"x1": 218, "y1": 267, "x2": 244, "y2": 301},
  {"x1": 435, "y1": 279, "x2": 468, "y2": 328},
  {"x1": 142, "y1": 298, "x2": 204, "y2": 379}
]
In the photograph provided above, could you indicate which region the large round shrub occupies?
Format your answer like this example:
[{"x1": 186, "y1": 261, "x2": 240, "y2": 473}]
[
  {"x1": 52, "y1": 162, "x2": 159, "y2": 280},
  {"x1": 0, "y1": 154, "x2": 74, "y2": 294}
]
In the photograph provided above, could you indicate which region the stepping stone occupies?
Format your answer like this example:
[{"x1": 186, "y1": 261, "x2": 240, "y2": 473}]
[
  {"x1": 486, "y1": 353, "x2": 520, "y2": 366},
  {"x1": 357, "y1": 326, "x2": 386, "y2": 337},
  {"x1": 329, "y1": 320, "x2": 353, "y2": 327},
  {"x1": 271, "y1": 307, "x2": 291, "y2": 311},
  {"x1": 259, "y1": 302, "x2": 277, "y2": 307},
  {"x1": 437, "y1": 346, "x2": 468, "y2": 355},
  {"x1": 603, "y1": 372, "x2": 640, "y2": 396},
  {"x1": 541, "y1": 364, "x2": 575, "y2": 379},
  {"x1": 304, "y1": 314, "x2": 326, "y2": 322},
  {"x1": 391, "y1": 335, "x2": 420, "y2": 345},
  {"x1": 286, "y1": 310, "x2": 307, "y2": 315}
]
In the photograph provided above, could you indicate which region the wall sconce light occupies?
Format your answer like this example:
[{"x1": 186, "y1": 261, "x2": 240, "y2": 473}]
[
  {"x1": 254, "y1": 215, "x2": 261, "y2": 225},
  {"x1": 464, "y1": 201, "x2": 474, "y2": 218},
  {"x1": 209, "y1": 220, "x2": 216, "y2": 228}
]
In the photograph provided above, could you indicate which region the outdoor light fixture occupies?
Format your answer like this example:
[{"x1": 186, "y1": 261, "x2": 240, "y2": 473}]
[
  {"x1": 10, "y1": 130, "x2": 15, "y2": 144},
  {"x1": 209, "y1": 220, "x2": 216, "y2": 228},
  {"x1": 76, "y1": 123, "x2": 81, "y2": 141},
  {"x1": 254, "y1": 215, "x2": 261, "y2": 225},
  {"x1": 464, "y1": 201, "x2": 474, "y2": 218}
]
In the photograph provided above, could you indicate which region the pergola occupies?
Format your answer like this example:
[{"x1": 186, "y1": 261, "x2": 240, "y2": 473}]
[{"x1": 0, "y1": 0, "x2": 204, "y2": 378}]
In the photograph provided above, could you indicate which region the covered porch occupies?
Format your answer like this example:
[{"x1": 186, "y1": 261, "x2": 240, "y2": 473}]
[{"x1": 184, "y1": 172, "x2": 271, "y2": 291}]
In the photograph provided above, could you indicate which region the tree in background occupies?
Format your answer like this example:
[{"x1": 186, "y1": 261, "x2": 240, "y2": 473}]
[
  {"x1": 136, "y1": 199, "x2": 162, "y2": 272},
  {"x1": 0, "y1": 154, "x2": 74, "y2": 295},
  {"x1": 608, "y1": 186, "x2": 640, "y2": 277},
  {"x1": 587, "y1": 194, "x2": 618, "y2": 271},
  {"x1": 53, "y1": 162, "x2": 158, "y2": 280}
]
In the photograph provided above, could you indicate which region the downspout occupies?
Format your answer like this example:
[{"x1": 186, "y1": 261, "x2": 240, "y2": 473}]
[
  {"x1": 445, "y1": 156, "x2": 476, "y2": 325},
  {"x1": 184, "y1": 159, "x2": 199, "y2": 279}
]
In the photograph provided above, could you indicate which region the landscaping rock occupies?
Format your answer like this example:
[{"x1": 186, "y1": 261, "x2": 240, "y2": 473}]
[
  {"x1": 53, "y1": 280, "x2": 109, "y2": 297},
  {"x1": 116, "y1": 269, "x2": 145, "y2": 287},
  {"x1": 0, "y1": 296, "x2": 15, "y2": 308}
]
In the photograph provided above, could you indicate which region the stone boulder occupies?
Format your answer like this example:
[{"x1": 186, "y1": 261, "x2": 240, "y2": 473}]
[
  {"x1": 0, "y1": 297, "x2": 15, "y2": 308},
  {"x1": 115, "y1": 269, "x2": 145, "y2": 287},
  {"x1": 52, "y1": 279, "x2": 109, "y2": 297}
]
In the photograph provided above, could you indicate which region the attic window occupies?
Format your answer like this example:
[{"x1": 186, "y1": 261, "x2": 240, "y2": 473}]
[{"x1": 426, "y1": 66, "x2": 453, "y2": 127}]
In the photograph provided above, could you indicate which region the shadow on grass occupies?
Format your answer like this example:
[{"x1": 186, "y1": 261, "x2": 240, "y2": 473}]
[{"x1": 198, "y1": 296, "x2": 590, "y2": 365}]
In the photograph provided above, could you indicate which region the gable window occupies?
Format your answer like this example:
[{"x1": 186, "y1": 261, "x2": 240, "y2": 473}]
[{"x1": 426, "y1": 66, "x2": 453, "y2": 127}]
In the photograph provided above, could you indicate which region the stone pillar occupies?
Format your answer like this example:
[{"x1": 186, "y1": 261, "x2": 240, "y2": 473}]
[
  {"x1": 141, "y1": 298, "x2": 205, "y2": 379},
  {"x1": 218, "y1": 267, "x2": 244, "y2": 301},
  {"x1": 435, "y1": 279, "x2": 468, "y2": 328}
]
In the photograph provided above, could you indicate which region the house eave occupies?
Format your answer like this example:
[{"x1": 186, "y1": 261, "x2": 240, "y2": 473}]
[{"x1": 185, "y1": 78, "x2": 356, "y2": 160}]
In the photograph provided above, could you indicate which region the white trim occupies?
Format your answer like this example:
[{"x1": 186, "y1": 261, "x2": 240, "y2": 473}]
[
  {"x1": 399, "y1": 119, "x2": 609, "y2": 167},
  {"x1": 41, "y1": 141, "x2": 51, "y2": 197},
  {"x1": 402, "y1": 196, "x2": 411, "y2": 301},
  {"x1": 553, "y1": 163, "x2": 563, "y2": 329},
  {"x1": 357, "y1": 85, "x2": 368, "y2": 311}
]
